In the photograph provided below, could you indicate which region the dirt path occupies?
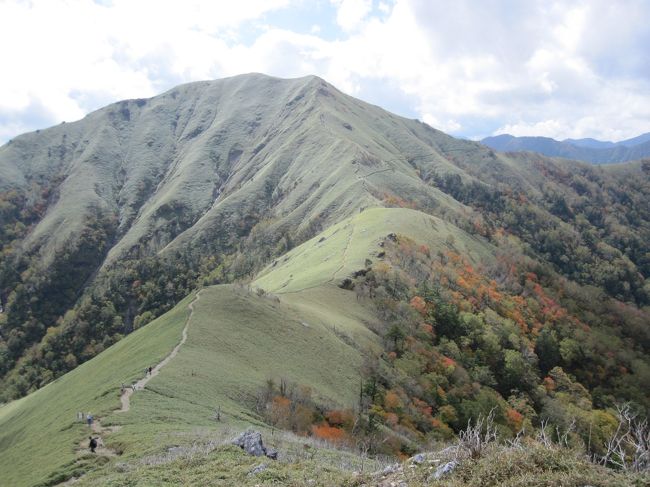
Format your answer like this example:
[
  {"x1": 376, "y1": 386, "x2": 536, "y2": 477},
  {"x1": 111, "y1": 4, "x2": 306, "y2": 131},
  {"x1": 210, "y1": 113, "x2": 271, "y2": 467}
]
[
  {"x1": 331, "y1": 222, "x2": 356, "y2": 281},
  {"x1": 57, "y1": 292, "x2": 203, "y2": 486},
  {"x1": 75, "y1": 420, "x2": 118, "y2": 458},
  {"x1": 117, "y1": 289, "x2": 203, "y2": 413}
]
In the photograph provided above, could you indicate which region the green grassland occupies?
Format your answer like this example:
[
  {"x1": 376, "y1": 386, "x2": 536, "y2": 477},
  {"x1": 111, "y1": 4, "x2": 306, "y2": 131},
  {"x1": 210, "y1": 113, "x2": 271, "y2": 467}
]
[
  {"x1": 0, "y1": 204, "x2": 497, "y2": 486},
  {"x1": 4, "y1": 204, "x2": 646, "y2": 487},
  {"x1": 0, "y1": 294, "x2": 194, "y2": 487},
  {"x1": 65, "y1": 283, "x2": 393, "y2": 486},
  {"x1": 0, "y1": 282, "x2": 384, "y2": 486},
  {"x1": 254, "y1": 207, "x2": 493, "y2": 294}
]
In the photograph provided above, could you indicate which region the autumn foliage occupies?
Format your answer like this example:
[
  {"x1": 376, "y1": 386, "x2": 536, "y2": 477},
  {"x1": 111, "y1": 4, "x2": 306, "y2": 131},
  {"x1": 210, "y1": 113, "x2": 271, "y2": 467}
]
[
  {"x1": 349, "y1": 233, "x2": 649, "y2": 457},
  {"x1": 311, "y1": 423, "x2": 348, "y2": 443}
]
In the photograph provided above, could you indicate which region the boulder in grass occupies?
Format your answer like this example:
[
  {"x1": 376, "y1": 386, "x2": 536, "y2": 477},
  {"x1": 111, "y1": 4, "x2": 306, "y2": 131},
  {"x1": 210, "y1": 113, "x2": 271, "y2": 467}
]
[
  {"x1": 266, "y1": 448, "x2": 278, "y2": 460},
  {"x1": 231, "y1": 430, "x2": 278, "y2": 460},
  {"x1": 410, "y1": 453, "x2": 426, "y2": 464},
  {"x1": 432, "y1": 460, "x2": 458, "y2": 480}
]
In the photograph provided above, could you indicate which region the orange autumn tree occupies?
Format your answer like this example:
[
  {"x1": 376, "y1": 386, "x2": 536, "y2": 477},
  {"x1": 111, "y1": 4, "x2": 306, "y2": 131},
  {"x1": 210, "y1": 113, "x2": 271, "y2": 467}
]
[{"x1": 350, "y1": 230, "x2": 643, "y2": 456}]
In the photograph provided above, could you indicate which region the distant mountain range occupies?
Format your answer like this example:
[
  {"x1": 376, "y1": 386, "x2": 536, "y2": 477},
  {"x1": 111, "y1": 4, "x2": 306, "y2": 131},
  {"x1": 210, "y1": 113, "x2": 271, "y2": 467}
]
[
  {"x1": 481, "y1": 132, "x2": 650, "y2": 164},
  {"x1": 1, "y1": 73, "x2": 649, "y2": 486}
]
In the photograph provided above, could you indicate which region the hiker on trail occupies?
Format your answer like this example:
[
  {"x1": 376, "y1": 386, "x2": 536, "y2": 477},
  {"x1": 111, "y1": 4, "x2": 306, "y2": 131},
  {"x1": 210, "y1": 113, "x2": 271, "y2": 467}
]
[
  {"x1": 89, "y1": 436, "x2": 97, "y2": 453},
  {"x1": 86, "y1": 413, "x2": 93, "y2": 427},
  {"x1": 131, "y1": 383, "x2": 137, "y2": 391},
  {"x1": 145, "y1": 367, "x2": 149, "y2": 376},
  {"x1": 148, "y1": 366, "x2": 152, "y2": 375},
  {"x1": 121, "y1": 383, "x2": 125, "y2": 393}
]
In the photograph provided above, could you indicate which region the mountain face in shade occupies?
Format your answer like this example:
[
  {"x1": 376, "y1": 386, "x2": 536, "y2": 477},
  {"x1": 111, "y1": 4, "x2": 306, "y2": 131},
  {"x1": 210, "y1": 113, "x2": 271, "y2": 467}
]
[{"x1": 481, "y1": 132, "x2": 650, "y2": 163}]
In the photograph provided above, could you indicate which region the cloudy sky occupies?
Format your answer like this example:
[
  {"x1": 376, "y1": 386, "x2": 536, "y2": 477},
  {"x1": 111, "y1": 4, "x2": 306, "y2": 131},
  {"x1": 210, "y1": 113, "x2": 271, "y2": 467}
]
[{"x1": 1, "y1": 0, "x2": 649, "y2": 143}]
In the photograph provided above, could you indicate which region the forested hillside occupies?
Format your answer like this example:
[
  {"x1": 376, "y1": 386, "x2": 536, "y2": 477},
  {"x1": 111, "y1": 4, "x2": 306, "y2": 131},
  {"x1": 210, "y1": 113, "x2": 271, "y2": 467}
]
[{"x1": 0, "y1": 73, "x2": 648, "y2": 415}]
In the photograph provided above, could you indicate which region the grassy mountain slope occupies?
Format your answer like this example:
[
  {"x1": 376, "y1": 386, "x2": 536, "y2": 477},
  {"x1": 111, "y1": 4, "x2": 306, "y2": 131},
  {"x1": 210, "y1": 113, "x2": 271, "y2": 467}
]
[
  {"x1": 0, "y1": 281, "x2": 375, "y2": 486},
  {"x1": 0, "y1": 294, "x2": 193, "y2": 487},
  {"x1": 0, "y1": 206, "x2": 497, "y2": 486},
  {"x1": 254, "y1": 207, "x2": 492, "y2": 294},
  {"x1": 1, "y1": 73, "x2": 648, "y2": 448},
  {"x1": 0, "y1": 73, "x2": 468, "y2": 267}
]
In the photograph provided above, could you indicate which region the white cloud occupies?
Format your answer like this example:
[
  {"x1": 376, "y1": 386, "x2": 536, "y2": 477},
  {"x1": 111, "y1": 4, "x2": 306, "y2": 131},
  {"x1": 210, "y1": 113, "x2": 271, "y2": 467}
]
[
  {"x1": 1, "y1": 0, "x2": 650, "y2": 143},
  {"x1": 378, "y1": 2, "x2": 391, "y2": 14},
  {"x1": 422, "y1": 114, "x2": 461, "y2": 133},
  {"x1": 331, "y1": 0, "x2": 373, "y2": 31},
  {"x1": 0, "y1": 0, "x2": 290, "y2": 139}
]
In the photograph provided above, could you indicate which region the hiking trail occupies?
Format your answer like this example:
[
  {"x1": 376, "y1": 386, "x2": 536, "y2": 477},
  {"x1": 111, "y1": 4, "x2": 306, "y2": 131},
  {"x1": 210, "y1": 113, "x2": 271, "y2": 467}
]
[
  {"x1": 58, "y1": 291, "x2": 203, "y2": 485},
  {"x1": 117, "y1": 289, "x2": 203, "y2": 413}
]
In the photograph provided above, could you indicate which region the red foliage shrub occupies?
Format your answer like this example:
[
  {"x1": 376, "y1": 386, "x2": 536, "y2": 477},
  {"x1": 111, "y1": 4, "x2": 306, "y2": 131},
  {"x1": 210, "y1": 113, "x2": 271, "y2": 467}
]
[
  {"x1": 312, "y1": 423, "x2": 347, "y2": 443},
  {"x1": 410, "y1": 296, "x2": 427, "y2": 315},
  {"x1": 506, "y1": 408, "x2": 524, "y2": 431}
]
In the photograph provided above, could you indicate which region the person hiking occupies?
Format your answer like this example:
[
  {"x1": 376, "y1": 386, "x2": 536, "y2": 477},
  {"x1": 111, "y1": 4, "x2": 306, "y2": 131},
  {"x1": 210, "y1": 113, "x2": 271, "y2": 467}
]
[
  {"x1": 86, "y1": 413, "x2": 93, "y2": 427},
  {"x1": 89, "y1": 436, "x2": 97, "y2": 453},
  {"x1": 148, "y1": 366, "x2": 153, "y2": 375}
]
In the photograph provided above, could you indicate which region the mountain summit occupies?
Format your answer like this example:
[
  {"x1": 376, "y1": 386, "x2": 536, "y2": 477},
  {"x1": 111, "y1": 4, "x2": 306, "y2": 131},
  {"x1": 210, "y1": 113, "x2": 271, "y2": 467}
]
[
  {"x1": 1, "y1": 73, "x2": 649, "y2": 397},
  {"x1": 1, "y1": 73, "x2": 649, "y2": 486},
  {"x1": 2, "y1": 73, "x2": 468, "y2": 268}
]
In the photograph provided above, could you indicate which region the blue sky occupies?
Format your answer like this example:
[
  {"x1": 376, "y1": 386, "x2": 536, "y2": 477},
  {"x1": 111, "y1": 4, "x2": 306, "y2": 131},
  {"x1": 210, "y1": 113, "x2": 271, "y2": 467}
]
[{"x1": 1, "y1": 0, "x2": 649, "y2": 143}]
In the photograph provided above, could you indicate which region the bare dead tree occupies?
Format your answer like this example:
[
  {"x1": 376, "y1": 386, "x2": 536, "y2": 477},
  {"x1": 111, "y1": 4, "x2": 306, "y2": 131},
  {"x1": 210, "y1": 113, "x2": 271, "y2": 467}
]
[
  {"x1": 600, "y1": 403, "x2": 649, "y2": 473},
  {"x1": 556, "y1": 419, "x2": 576, "y2": 448},
  {"x1": 457, "y1": 408, "x2": 498, "y2": 459},
  {"x1": 534, "y1": 418, "x2": 575, "y2": 449},
  {"x1": 355, "y1": 437, "x2": 372, "y2": 473},
  {"x1": 536, "y1": 419, "x2": 552, "y2": 447},
  {"x1": 506, "y1": 428, "x2": 526, "y2": 450}
]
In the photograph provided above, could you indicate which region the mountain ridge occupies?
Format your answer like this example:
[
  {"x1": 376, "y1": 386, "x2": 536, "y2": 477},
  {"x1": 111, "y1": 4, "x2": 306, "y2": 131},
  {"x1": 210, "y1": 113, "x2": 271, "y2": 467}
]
[
  {"x1": 1, "y1": 73, "x2": 649, "y2": 486},
  {"x1": 481, "y1": 132, "x2": 650, "y2": 164},
  {"x1": 1, "y1": 73, "x2": 648, "y2": 406}
]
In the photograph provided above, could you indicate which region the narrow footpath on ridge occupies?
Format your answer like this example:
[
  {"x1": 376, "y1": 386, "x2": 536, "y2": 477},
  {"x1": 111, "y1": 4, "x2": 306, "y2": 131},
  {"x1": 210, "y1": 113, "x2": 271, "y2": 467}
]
[
  {"x1": 117, "y1": 289, "x2": 203, "y2": 413},
  {"x1": 61, "y1": 290, "x2": 204, "y2": 484}
]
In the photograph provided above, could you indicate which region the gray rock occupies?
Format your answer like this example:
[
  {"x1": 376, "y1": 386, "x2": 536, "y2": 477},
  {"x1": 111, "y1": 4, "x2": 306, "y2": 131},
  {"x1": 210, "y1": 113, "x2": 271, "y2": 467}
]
[
  {"x1": 382, "y1": 463, "x2": 401, "y2": 475},
  {"x1": 249, "y1": 463, "x2": 268, "y2": 475},
  {"x1": 266, "y1": 448, "x2": 278, "y2": 460},
  {"x1": 432, "y1": 460, "x2": 458, "y2": 480},
  {"x1": 410, "y1": 453, "x2": 426, "y2": 464},
  {"x1": 232, "y1": 430, "x2": 279, "y2": 460},
  {"x1": 232, "y1": 430, "x2": 267, "y2": 457}
]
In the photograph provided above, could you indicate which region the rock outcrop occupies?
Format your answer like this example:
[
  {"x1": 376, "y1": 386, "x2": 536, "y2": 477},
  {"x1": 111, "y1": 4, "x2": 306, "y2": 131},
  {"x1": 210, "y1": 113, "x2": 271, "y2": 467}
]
[{"x1": 232, "y1": 430, "x2": 278, "y2": 460}]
